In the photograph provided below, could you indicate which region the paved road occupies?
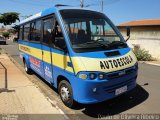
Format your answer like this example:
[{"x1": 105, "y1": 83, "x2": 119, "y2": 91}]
[
  {"x1": 0, "y1": 40, "x2": 23, "y2": 65},
  {"x1": 1, "y1": 40, "x2": 160, "y2": 120}
]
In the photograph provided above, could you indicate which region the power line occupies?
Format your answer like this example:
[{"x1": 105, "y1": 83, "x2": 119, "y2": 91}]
[{"x1": 79, "y1": 0, "x2": 121, "y2": 11}]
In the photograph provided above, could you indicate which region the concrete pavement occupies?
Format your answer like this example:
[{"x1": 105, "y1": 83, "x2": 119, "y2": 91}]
[{"x1": 0, "y1": 54, "x2": 68, "y2": 120}]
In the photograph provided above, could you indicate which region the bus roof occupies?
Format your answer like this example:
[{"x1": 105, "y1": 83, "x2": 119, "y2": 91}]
[{"x1": 19, "y1": 7, "x2": 101, "y2": 25}]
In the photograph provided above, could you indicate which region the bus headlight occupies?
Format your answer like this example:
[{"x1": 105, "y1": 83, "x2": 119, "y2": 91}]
[
  {"x1": 78, "y1": 72, "x2": 106, "y2": 80},
  {"x1": 79, "y1": 73, "x2": 88, "y2": 80},
  {"x1": 98, "y1": 73, "x2": 105, "y2": 80},
  {"x1": 89, "y1": 73, "x2": 97, "y2": 80}
]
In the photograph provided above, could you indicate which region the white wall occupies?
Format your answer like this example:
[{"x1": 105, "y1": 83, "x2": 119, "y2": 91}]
[
  {"x1": 120, "y1": 28, "x2": 160, "y2": 60},
  {"x1": 127, "y1": 39, "x2": 160, "y2": 60}
]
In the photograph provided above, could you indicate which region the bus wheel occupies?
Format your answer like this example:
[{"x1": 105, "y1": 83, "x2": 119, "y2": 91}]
[
  {"x1": 58, "y1": 80, "x2": 76, "y2": 108},
  {"x1": 23, "y1": 60, "x2": 31, "y2": 74}
]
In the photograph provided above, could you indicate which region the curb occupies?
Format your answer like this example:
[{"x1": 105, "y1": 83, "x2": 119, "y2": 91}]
[
  {"x1": 145, "y1": 62, "x2": 160, "y2": 67},
  {"x1": 139, "y1": 61, "x2": 160, "y2": 67}
]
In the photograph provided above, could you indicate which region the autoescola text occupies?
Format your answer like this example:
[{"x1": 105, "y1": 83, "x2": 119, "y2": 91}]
[{"x1": 100, "y1": 55, "x2": 133, "y2": 69}]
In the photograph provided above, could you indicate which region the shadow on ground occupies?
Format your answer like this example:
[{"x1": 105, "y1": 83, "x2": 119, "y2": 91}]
[
  {"x1": 79, "y1": 85, "x2": 149, "y2": 118},
  {"x1": 0, "y1": 88, "x2": 15, "y2": 93},
  {"x1": 29, "y1": 71, "x2": 149, "y2": 118},
  {"x1": 30, "y1": 71, "x2": 58, "y2": 93}
]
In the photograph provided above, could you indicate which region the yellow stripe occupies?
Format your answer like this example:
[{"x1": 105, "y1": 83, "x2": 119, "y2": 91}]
[
  {"x1": 19, "y1": 44, "x2": 73, "y2": 73},
  {"x1": 71, "y1": 50, "x2": 137, "y2": 74},
  {"x1": 19, "y1": 44, "x2": 42, "y2": 60},
  {"x1": 52, "y1": 53, "x2": 73, "y2": 73},
  {"x1": 43, "y1": 50, "x2": 51, "y2": 64}
]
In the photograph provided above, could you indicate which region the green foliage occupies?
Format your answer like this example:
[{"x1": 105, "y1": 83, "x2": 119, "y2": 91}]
[
  {"x1": 2, "y1": 32, "x2": 10, "y2": 38},
  {"x1": 12, "y1": 25, "x2": 20, "y2": 33},
  {"x1": 0, "y1": 12, "x2": 19, "y2": 25},
  {"x1": 133, "y1": 46, "x2": 152, "y2": 61}
]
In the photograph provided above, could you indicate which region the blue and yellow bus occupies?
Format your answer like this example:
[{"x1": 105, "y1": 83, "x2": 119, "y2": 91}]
[{"x1": 18, "y1": 7, "x2": 138, "y2": 108}]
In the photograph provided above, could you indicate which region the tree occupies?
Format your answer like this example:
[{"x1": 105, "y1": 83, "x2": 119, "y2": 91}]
[
  {"x1": 2, "y1": 32, "x2": 10, "y2": 39},
  {"x1": 12, "y1": 24, "x2": 20, "y2": 33},
  {"x1": 0, "y1": 12, "x2": 19, "y2": 25}
]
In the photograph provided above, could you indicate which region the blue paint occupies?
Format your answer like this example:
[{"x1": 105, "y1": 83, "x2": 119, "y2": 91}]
[{"x1": 18, "y1": 7, "x2": 138, "y2": 105}]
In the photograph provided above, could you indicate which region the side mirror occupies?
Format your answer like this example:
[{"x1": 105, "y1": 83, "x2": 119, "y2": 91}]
[
  {"x1": 126, "y1": 26, "x2": 130, "y2": 41},
  {"x1": 126, "y1": 26, "x2": 130, "y2": 36}
]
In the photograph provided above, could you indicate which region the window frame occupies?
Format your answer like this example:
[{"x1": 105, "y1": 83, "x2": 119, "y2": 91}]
[
  {"x1": 53, "y1": 19, "x2": 67, "y2": 52},
  {"x1": 42, "y1": 15, "x2": 55, "y2": 46},
  {"x1": 19, "y1": 25, "x2": 24, "y2": 40},
  {"x1": 30, "y1": 20, "x2": 42, "y2": 43},
  {"x1": 23, "y1": 23, "x2": 31, "y2": 41},
  {"x1": 18, "y1": 13, "x2": 67, "y2": 50}
]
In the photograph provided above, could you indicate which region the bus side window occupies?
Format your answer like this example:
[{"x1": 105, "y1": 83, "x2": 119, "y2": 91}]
[
  {"x1": 24, "y1": 24, "x2": 30, "y2": 41},
  {"x1": 54, "y1": 21, "x2": 66, "y2": 51},
  {"x1": 19, "y1": 26, "x2": 23, "y2": 40},
  {"x1": 43, "y1": 18, "x2": 53, "y2": 44},
  {"x1": 31, "y1": 20, "x2": 41, "y2": 42}
]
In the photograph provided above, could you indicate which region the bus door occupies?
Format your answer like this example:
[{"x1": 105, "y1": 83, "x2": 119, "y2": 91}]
[{"x1": 41, "y1": 17, "x2": 54, "y2": 84}]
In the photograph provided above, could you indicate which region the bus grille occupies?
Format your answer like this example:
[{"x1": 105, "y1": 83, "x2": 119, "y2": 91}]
[
  {"x1": 105, "y1": 66, "x2": 136, "y2": 80},
  {"x1": 103, "y1": 77, "x2": 136, "y2": 93}
]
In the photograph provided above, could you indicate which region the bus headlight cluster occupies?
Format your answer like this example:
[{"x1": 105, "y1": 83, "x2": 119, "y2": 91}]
[
  {"x1": 89, "y1": 73, "x2": 97, "y2": 80},
  {"x1": 79, "y1": 74, "x2": 88, "y2": 80},
  {"x1": 78, "y1": 72, "x2": 106, "y2": 80},
  {"x1": 98, "y1": 73, "x2": 105, "y2": 80}
]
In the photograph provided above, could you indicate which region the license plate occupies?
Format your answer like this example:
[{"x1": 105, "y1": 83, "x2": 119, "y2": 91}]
[{"x1": 115, "y1": 86, "x2": 127, "y2": 95}]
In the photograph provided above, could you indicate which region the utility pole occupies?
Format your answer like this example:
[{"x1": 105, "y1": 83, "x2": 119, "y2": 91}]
[
  {"x1": 101, "y1": 0, "x2": 104, "y2": 12},
  {"x1": 80, "y1": 0, "x2": 84, "y2": 8}
]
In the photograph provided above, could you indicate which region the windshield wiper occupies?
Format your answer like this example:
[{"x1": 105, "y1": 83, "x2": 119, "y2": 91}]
[
  {"x1": 85, "y1": 41, "x2": 109, "y2": 49},
  {"x1": 72, "y1": 41, "x2": 110, "y2": 49},
  {"x1": 108, "y1": 41, "x2": 127, "y2": 48}
]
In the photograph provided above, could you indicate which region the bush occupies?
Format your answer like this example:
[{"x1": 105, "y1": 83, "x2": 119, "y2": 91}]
[
  {"x1": 133, "y1": 45, "x2": 152, "y2": 61},
  {"x1": 2, "y1": 32, "x2": 10, "y2": 39}
]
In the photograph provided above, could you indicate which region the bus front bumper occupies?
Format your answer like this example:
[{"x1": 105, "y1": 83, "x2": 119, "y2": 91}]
[{"x1": 72, "y1": 70, "x2": 138, "y2": 104}]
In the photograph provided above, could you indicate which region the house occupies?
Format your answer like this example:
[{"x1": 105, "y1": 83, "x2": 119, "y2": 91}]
[{"x1": 117, "y1": 19, "x2": 160, "y2": 60}]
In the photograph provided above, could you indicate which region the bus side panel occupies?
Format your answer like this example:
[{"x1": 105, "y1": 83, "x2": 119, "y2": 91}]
[
  {"x1": 41, "y1": 45, "x2": 54, "y2": 83},
  {"x1": 50, "y1": 48, "x2": 74, "y2": 88},
  {"x1": 29, "y1": 55, "x2": 44, "y2": 78},
  {"x1": 18, "y1": 40, "x2": 45, "y2": 78}
]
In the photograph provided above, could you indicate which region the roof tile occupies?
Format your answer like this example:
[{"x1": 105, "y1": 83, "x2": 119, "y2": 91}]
[{"x1": 118, "y1": 19, "x2": 160, "y2": 27}]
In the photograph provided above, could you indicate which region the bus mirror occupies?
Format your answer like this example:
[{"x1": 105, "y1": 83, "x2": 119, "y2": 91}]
[
  {"x1": 126, "y1": 26, "x2": 130, "y2": 36},
  {"x1": 126, "y1": 26, "x2": 130, "y2": 41}
]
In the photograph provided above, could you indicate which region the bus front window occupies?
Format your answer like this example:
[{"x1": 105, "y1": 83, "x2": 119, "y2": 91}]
[{"x1": 60, "y1": 10, "x2": 127, "y2": 52}]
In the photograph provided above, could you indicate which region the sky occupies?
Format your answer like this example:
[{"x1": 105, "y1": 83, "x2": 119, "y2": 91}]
[{"x1": 0, "y1": 0, "x2": 160, "y2": 26}]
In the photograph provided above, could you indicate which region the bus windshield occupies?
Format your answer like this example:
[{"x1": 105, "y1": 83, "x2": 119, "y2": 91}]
[{"x1": 60, "y1": 10, "x2": 127, "y2": 52}]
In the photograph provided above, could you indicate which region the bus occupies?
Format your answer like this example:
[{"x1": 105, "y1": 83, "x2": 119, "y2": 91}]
[{"x1": 18, "y1": 7, "x2": 138, "y2": 108}]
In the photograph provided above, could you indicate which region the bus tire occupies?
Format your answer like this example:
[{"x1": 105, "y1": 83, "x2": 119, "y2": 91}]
[
  {"x1": 23, "y1": 59, "x2": 31, "y2": 74},
  {"x1": 58, "y1": 80, "x2": 77, "y2": 108}
]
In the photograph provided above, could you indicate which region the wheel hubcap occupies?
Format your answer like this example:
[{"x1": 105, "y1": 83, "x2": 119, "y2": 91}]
[{"x1": 60, "y1": 86, "x2": 70, "y2": 102}]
